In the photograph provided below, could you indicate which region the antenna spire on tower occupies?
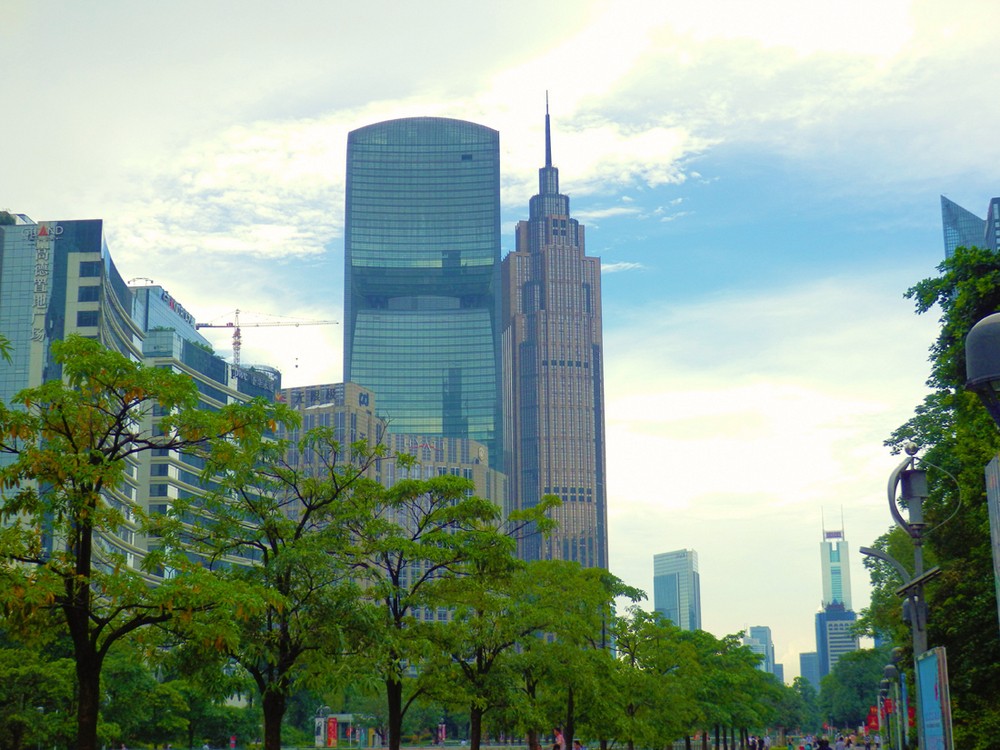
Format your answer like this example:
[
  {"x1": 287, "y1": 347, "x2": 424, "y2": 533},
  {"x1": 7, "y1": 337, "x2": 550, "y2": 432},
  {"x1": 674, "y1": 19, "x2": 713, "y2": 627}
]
[{"x1": 544, "y1": 91, "x2": 552, "y2": 167}]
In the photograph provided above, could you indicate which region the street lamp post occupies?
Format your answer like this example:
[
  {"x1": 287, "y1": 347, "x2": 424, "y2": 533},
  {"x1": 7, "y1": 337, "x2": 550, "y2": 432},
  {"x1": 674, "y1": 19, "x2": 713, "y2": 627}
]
[
  {"x1": 860, "y1": 444, "x2": 940, "y2": 654},
  {"x1": 859, "y1": 443, "x2": 941, "y2": 749}
]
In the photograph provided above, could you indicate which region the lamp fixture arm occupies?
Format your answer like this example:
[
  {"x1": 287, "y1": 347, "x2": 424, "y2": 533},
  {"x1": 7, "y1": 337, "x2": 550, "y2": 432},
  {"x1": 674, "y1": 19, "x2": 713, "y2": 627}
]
[{"x1": 859, "y1": 545, "x2": 912, "y2": 586}]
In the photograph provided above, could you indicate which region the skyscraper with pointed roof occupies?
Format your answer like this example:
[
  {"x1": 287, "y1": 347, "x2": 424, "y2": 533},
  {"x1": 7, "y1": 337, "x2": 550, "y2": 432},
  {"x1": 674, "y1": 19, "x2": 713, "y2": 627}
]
[
  {"x1": 941, "y1": 195, "x2": 987, "y2": 258},
  {"x1": 501, "y1": 102, "x2": 608, "y2": 568}
]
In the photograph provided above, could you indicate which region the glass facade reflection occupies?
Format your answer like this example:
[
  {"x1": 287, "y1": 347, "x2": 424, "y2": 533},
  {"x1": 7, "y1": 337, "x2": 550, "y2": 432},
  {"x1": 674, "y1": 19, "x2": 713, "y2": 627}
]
[
  {"x1": 940, "y1": 195, "x2": 986, "y2": 258},
  {"x1": 0, "y1": 214, "x2": 280, "y2": 576},
  {"x1": 653, "y1": 549, "x2": 702, "y2": 631},
  {"x1": 344, "y1": 118, "x2": 503, "y2": 467}
]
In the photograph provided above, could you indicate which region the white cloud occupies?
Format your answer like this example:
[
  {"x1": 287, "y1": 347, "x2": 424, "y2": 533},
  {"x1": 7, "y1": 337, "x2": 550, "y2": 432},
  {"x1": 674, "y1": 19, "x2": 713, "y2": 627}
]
[
  {"x1": 602, "y1": 262, "x2": 647, "y2": 274},
  {"x1": 576, "y1": 206, "x2": 642, "y2": 222}
]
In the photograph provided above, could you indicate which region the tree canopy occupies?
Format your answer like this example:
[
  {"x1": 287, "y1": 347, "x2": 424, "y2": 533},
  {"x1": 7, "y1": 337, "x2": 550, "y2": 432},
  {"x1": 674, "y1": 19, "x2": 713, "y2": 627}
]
[{"x1": 865, "y1": 245, "x2": 1000, "y2": 750}]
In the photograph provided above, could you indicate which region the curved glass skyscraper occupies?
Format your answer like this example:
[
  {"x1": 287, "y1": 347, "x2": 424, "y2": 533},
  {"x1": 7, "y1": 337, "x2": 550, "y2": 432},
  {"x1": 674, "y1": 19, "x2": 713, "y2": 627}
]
[{"x1": 344, "y1": 117, "x2": 503, "y2": 468}]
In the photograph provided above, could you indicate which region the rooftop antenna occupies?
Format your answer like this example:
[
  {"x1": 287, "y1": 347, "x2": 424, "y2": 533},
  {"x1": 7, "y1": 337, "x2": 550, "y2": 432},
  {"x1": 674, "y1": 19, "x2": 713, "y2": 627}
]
[{"x1": 545, "y1": 91, "x2": 552, "y2": 168}]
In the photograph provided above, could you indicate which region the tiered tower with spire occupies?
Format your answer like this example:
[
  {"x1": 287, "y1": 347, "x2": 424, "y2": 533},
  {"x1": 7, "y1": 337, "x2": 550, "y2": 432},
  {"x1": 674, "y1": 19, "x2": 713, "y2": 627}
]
[{"x1": 501, "y1": 100, "x2": 608, "y2": 568}]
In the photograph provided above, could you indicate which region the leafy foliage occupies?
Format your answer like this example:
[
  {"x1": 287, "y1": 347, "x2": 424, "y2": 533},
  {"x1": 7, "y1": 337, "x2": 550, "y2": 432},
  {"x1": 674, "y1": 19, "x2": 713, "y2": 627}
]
[
  {"x1": 871, "y1": 246, "x2": 1000, "y2": 750},
  {"x1": 0, "y1": 336, "x2": 278, "y2": 750},
  {"x1": 173, "y1": 420, "x2": 387, "y2": 750},
  {"x1": 818, "y1": 648, "x2": 889, "y2": 729}
]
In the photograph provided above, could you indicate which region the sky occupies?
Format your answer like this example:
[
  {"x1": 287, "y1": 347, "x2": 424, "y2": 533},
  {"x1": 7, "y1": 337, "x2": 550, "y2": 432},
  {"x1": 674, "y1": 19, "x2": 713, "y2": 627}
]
[{"x1": 3, "y1": 0, "x2": 1000, "y2": 682}]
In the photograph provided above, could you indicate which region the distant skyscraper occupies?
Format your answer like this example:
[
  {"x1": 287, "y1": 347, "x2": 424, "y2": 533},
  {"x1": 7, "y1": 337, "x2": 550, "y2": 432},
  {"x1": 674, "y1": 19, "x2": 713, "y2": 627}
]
[
  {"x1": 501, "y1": 105, "x2": 608, "y2": 567},
  {"x1": 815, "y1": 603, "x2": 859, "y2": 678},
  {"x1": 799, "y1": 652, "x2": 820, "y2": 691},
  {"x1": 815, "y1": 522, "x2": 859, "y2": 678},
  {"x1": 941, "y1": 196, "x2": 986, "y2": 258},
  {"x1": 821, "y1": 527, "x2": 852, "y2": 609},
  {"x1": 744, "y1": 625, "x2": 776, "y2": 674},
  {"x1": 986, "y1": 198, "x2": 1000, "y2": 251},
  {"x1": 652, "y1": 549, "x2": 702, "y2": 631},
  {"x1": 344, "y1": 117, "x2": 503, "y2": 468}
]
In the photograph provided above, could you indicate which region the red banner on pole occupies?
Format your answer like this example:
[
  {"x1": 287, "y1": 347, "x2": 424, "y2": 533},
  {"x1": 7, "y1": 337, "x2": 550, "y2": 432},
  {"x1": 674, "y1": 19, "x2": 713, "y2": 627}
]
[{"x1": 327, "y1": 717, "x2": 338, "y2": 747}]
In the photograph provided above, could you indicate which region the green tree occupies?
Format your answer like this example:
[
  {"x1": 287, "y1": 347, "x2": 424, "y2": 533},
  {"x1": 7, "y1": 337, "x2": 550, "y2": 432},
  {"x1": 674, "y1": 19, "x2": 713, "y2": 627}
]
[
  {"x1": 100, "y1": 647, "x2": 189, "y2": 746},
  {"x1": 0, "y1": 336, "x2": 274, "y2": 750},
  {"x1": 344, "y1": 473, "x2": 512, "y2": 750},
  {"x1": 697, "y1": 632, "x2": 777, "y2": 748},
  {"x1": 429, "y1": 555, "x2": 614, "y2": 750},
  {"x1": 790, "y1": 676, "x2": 822, "y2": 733},
  {"x1": 175, "y1": 680, "x2": 261, "y2": 750},
  {"x1": 608, "y1": 607, "x2": 702, "y2": 750},
  {"x1": 818, "y1": 649, "x2": 887, "y2": 730},
  {"x1": 499, "y1": 565, "x2": 636, "y2": 750},
  {"x1": 0, "y1": 646, "x2": 75, "y2": 750},
  {"x1": 875, "y1": 245, "x2": 1000, "y2": 750},
  {"x1": 174, "y1": 422, "x2": 385, "y2": 750}
]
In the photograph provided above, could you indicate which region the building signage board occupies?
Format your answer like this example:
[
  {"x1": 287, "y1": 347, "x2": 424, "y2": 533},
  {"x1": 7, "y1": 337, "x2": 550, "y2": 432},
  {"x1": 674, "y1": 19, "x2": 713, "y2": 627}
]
[{"x1": 916, "y1": 647, "x2": 953, "y2": 750}]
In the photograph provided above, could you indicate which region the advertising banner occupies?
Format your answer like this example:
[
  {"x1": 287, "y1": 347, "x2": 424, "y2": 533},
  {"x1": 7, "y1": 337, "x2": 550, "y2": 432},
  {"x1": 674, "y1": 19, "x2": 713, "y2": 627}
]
[{"x1": 916, "y1": 647, "x2": 953, "y2": 750}]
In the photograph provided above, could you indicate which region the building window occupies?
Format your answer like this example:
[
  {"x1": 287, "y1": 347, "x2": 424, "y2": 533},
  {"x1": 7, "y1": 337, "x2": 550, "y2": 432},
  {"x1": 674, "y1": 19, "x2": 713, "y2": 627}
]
[
  {"x1": 79, "y1": 261, "x2": 102, "y2": 277},
  {"x1": 76, "y1": 311, "x2": 99, "y2": 327},
  {"x1": 78, "y1": 285, "x2": 100, "y2": 302}
]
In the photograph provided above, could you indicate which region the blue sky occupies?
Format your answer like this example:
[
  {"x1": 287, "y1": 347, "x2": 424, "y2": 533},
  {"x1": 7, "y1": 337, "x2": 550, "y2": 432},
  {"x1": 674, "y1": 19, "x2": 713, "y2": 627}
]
[{"x1": 3, "y1": 0, "x2": 998, "y2": 680}]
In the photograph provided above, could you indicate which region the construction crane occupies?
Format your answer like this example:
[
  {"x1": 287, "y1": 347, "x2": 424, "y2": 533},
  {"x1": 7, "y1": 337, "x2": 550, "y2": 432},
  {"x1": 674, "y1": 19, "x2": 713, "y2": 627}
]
[{"x1": 195, "y1": 309, "x2": 338, "y2": 367}]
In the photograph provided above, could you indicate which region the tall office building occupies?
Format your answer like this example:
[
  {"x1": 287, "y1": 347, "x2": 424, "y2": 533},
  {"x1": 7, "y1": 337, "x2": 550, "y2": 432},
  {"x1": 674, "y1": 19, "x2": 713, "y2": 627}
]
[
  {"x1": 821, "y1": 527, "x2": 852, "y2": 609},
  {"x1": 344, "y1": 118, "x2": 503, "y2": 468},
  {"x1": 743, "y1": 625, "x2": 776, "y2": 674},
  {"x1": 939, "y1": 195, "x2": 1000, "y2": 258},
  {"x1": 815, "y1": 603, "x2": 859, "y2": 678},
  {"x1": 941, "y1": 196, "x2": 986, "y2": 258},
  {"x1": 799, "y1": 652, "x2": 821, "y2": 691},
  {"x1": 501, "y1": 107, "x2": 608, "y2": 567},
  {"x1": 0, "y1": 213, "x2": 280, "y2": 571},
  {"x1": 815, "y1": 525, "x2": 858, "y2": 678},
  {"x1": 986, "y1": 198, "x2": 1000, "y2": 252},
  {"x1": 652, "y1": 549, "x2": 702, "y2": 631},
  {"x1": 0, "y1": 215, "x2": 141, "y2": 406}
]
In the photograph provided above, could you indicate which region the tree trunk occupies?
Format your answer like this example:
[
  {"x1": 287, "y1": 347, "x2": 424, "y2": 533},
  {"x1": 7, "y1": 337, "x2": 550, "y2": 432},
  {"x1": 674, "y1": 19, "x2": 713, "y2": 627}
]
[
  {"x1": 686, "y1": 734, "x2": 693, "y2": 750},
  {"x1": 262, "y1": 690, "x2": 287, "y2": 750},
  {"x1": 715, "y1": 724, "x2": 720, "y2": 750},
  {"x1": 469, "y1": 705, "x2": 485, "y2": 750},
  {"x1": 75, "y1": 648, "x2": 101, "y2": 750},
  {"x1": 387, "y1": 678, "x2": 404, "y2": 750},
  {"x1": 524, "y1": 676, "x2": 539, "y2": 750}
]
